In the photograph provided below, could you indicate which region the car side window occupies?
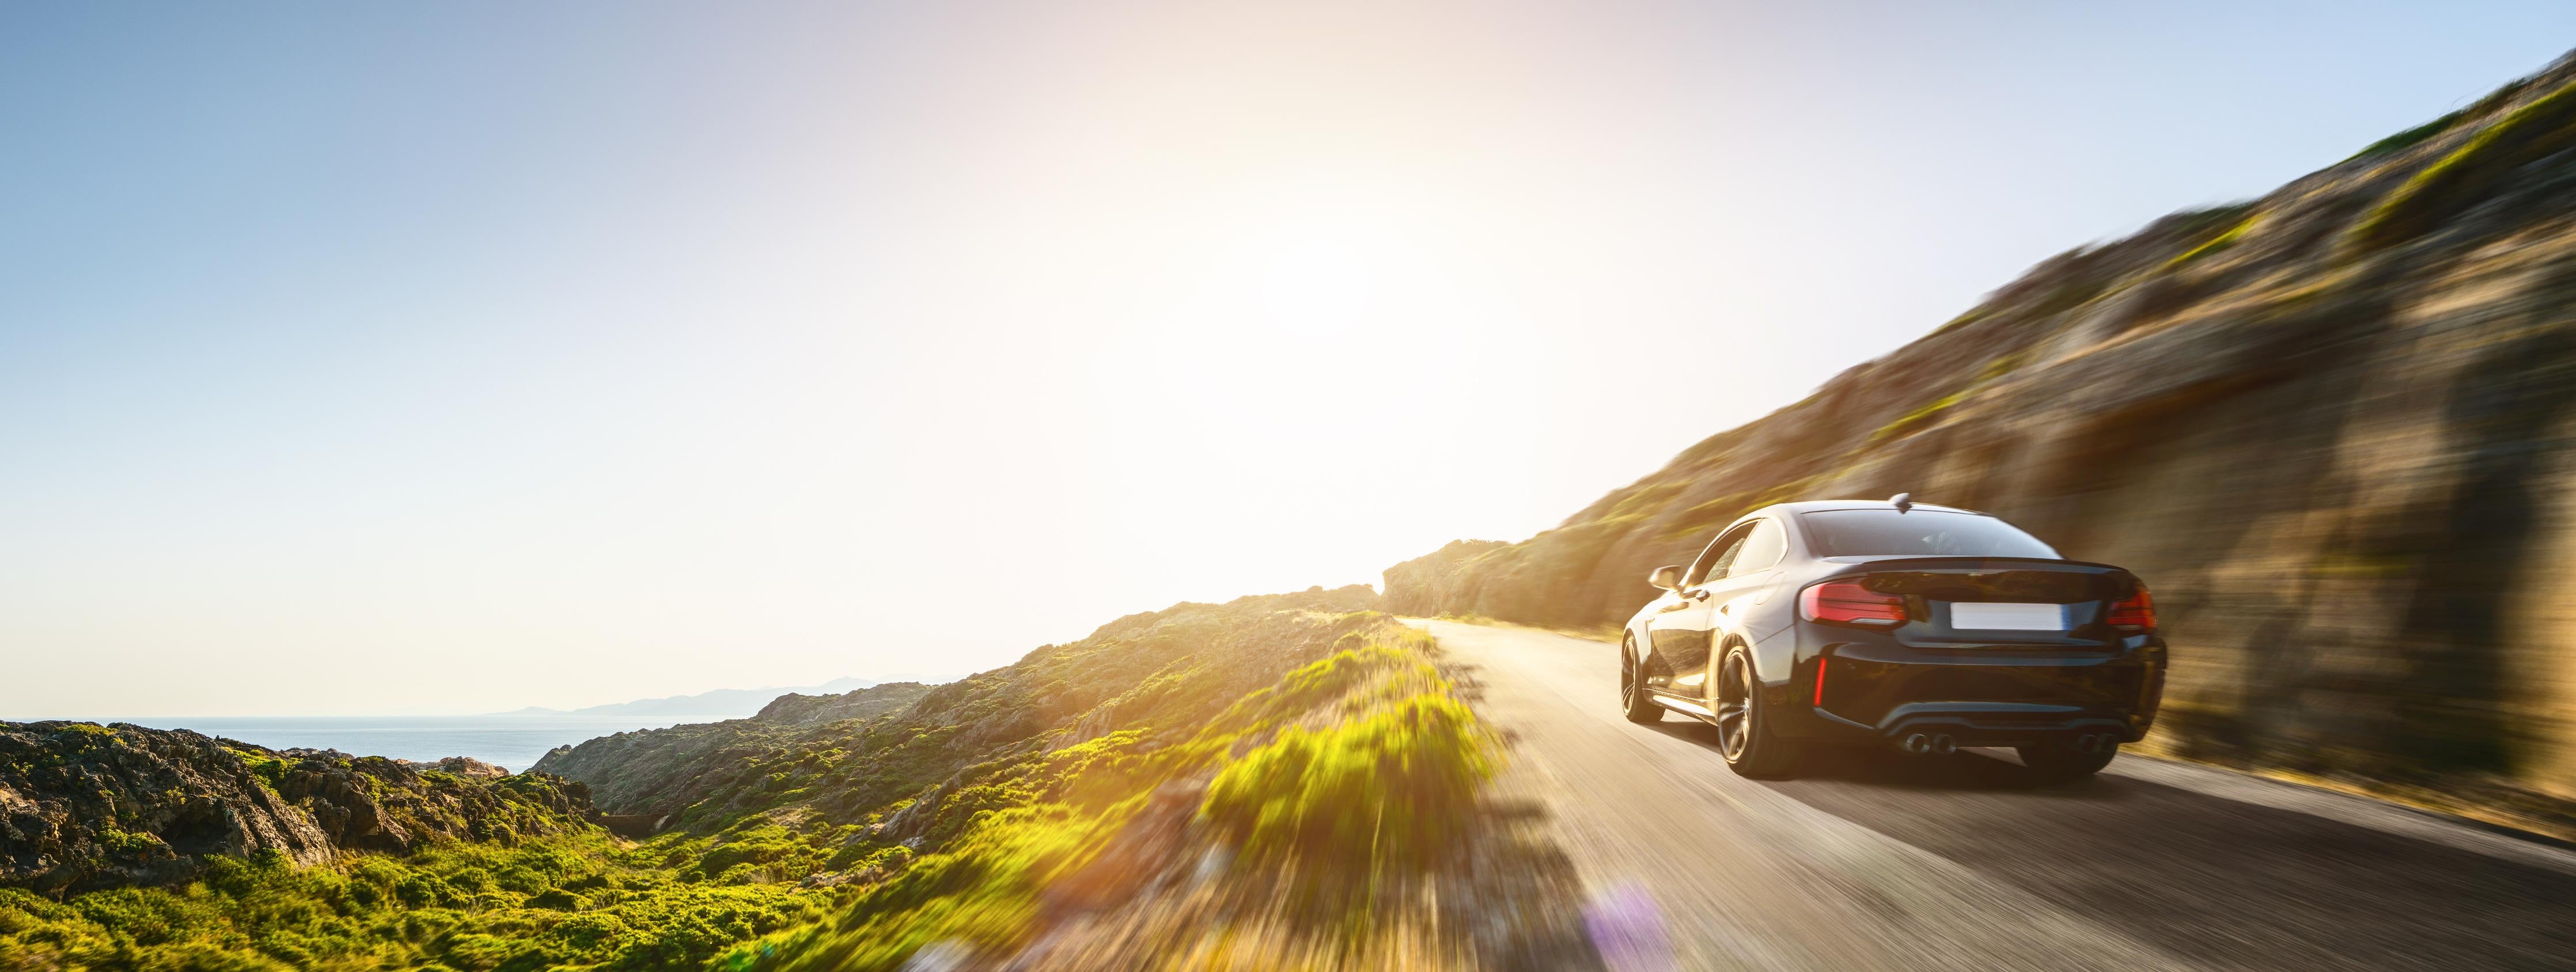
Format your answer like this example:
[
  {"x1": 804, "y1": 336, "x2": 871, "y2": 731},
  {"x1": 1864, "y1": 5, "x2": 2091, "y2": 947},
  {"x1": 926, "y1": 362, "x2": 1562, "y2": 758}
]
[
  {"x1": 1730, "y1": 519, "x2": 1786, "y2": 574},
  {"x1": 1690, "y1": 529, "x2": 1751, "y2": 587}
]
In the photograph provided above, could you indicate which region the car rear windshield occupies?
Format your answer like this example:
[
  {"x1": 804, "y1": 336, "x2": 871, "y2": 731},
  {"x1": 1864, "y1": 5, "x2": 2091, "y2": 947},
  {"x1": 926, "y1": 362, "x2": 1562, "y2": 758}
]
[{"x1": 1800, "y1": 509, "x2": 2059, "y2": 559}]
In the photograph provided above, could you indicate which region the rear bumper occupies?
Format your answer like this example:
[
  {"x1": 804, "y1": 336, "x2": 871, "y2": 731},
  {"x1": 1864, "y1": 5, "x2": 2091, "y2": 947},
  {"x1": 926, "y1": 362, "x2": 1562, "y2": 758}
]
[
  {"x1": 1782, "y1": 625, "x2": 2166, "y2": 747},
  {"x1": 1817, "y1": 706, "x2": 2143, "y2": 748}
]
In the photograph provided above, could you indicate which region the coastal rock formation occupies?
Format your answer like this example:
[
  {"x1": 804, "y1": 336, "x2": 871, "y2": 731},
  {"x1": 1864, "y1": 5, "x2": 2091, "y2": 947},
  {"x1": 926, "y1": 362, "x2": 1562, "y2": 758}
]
[
  {"x1": 0, "y1": 722, "x2": 595, "y2": 894},
  {"x1": 1382, "y1": 52, "x2": 2576, "y2": 798},
  {"x1": 397, "y1": 755, "x2": 510, "y2": 778}
]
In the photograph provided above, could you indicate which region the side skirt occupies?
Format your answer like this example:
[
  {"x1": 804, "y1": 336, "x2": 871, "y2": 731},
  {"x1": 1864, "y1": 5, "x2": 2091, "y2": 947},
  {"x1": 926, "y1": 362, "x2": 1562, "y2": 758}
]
[{"x1": 1653, "y1": 695, "x2": 1718, "y2": 720}]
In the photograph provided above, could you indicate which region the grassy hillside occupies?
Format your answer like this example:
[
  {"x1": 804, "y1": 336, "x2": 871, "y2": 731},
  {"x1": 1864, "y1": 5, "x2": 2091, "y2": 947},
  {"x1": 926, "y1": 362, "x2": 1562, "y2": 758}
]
[
  {"x1": 0, "y1": 833, "x2": 834, "y2": 971},
  {"x1": 6, "y1": 587, "x2": 1579, "y2": 970},
  {"x1": 1385, "y1": 50, "x2": 2576, "y2": 810},
  {"x1": 536, "y1": 586, "x2": 1585, "y2": 970}
]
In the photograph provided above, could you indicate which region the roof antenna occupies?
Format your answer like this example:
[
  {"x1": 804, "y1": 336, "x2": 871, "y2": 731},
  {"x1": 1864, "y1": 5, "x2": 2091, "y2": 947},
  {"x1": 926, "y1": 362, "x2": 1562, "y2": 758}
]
[{"x1": 1889, "y1": 492, "x2": 1914, "y2": 512}]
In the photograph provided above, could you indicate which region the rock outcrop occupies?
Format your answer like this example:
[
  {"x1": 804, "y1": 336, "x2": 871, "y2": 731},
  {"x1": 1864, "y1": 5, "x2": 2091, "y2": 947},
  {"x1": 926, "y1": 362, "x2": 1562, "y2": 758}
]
[
  {"x1": 1385, "y1": 52, "x2": 2576, "y2": 798},
  {"x1": 397, "y1": 755, "x2": 511, "y2": 778},
  {"x1": 529, "y1": 719, "x2": 790, "y2": 817},
  {"x1": 754, "y1": 681, "x2": 934, "y2": 726},
  {"x1": 0, "y1": 722, "x2": 596, "y2": 895}
]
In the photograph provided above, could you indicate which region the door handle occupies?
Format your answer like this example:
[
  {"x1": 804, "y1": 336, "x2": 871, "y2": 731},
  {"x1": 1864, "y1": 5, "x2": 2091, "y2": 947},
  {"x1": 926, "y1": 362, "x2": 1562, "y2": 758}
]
[{"x1": 1688, "y1": 588, "x2": 1711, "y2": 602}]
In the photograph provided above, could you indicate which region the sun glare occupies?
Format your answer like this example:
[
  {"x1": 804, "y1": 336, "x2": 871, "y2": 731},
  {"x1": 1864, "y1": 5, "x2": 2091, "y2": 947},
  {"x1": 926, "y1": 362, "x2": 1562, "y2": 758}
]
[{"x1": 1258, "y1": 221, "x2": 1387, "y2": 336}]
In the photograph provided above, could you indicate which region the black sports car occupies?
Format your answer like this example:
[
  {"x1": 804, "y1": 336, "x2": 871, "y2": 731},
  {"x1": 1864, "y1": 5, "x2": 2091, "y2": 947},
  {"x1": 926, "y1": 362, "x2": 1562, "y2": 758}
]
[{"x1": 1618, "y1": 495, "x2": 2166, "y2": 779}]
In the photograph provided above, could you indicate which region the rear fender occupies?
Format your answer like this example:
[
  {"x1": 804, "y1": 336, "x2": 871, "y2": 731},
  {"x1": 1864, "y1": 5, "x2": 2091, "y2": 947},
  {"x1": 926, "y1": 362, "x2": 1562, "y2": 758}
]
[{"x1": 1734, "y1": 627, "x2": 1802, "y2": 705}]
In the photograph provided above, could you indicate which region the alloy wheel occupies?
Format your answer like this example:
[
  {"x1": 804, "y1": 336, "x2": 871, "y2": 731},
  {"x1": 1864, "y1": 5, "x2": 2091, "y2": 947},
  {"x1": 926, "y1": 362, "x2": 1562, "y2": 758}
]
[
  {"x1": 1715, "y1": 654, "x2": 1752, "y2": 761},
  {"x1": 1621, "y1": 646, "x2": 1638, "y2": 709}
]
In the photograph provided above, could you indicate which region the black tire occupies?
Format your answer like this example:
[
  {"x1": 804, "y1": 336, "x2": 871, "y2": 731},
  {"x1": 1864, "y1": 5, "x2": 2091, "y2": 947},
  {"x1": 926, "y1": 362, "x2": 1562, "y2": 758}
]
[
  {"x1": 1620, "y1": 637, "x2": 1663, "y2": 723},
  {"x1": 1715, "y1": 644, "x2": 1800, "y2": 778},
  {"x1": 2018, "y1": 742, "x2": 2118, "y2": 778}
]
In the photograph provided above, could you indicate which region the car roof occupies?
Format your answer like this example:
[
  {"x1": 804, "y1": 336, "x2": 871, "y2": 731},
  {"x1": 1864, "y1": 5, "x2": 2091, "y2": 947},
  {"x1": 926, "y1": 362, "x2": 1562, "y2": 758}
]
[
  {"x1": 1756, "y1": 499, "x2": 1990, "y2": 517},
  {"x1": 1695, "y1": 500, "x2": 1999, "y2": 544}
]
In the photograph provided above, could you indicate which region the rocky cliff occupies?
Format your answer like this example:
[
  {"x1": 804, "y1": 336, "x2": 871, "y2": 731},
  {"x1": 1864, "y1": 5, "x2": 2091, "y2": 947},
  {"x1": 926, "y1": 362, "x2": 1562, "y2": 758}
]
[
  {"x1": 1386, "y1": 51, "x2": 2576, "y2": 799},
  {"x1": 0, "y1": 721, "x2": 596, "y2": 895}
]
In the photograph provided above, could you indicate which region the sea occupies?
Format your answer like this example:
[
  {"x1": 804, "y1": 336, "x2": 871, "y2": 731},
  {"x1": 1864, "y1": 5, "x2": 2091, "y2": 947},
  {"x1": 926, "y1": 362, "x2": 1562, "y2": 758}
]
[{"x1": 102, "y1": 716, "x2": 684, "y2": 772}]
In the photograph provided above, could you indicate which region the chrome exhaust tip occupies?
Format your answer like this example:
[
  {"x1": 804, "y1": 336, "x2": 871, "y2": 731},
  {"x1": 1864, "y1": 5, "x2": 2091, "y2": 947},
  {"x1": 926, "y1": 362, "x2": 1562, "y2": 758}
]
[
  {"x1": 1930, "y1": 734, "x2": 1957, "y2": 755},
  {"x1": 1900, "y1": 733, "x2": 1930, "y2": 754}
]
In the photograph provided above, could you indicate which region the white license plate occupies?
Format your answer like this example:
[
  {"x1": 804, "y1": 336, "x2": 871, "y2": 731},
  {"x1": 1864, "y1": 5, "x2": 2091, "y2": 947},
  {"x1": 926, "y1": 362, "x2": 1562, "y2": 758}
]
[{"x1": 1950, "y1": 602, "x2": 2066, "y2": 631}]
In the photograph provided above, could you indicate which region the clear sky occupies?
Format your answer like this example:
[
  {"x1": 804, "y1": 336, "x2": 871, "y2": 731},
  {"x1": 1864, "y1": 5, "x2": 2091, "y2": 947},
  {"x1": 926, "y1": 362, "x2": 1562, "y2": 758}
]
[{"x1": 5, "y1": 2, "x2": 2571, "y2": 716}]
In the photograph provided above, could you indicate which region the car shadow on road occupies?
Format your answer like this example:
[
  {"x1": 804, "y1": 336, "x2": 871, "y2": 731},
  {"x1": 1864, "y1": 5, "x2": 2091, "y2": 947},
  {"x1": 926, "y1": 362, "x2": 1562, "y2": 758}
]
[
  {"x1": 1646, "y1": 717, "x2": 2576, "y2": 971},
  {"x1": 1641, "y1": 718, "x2": 2131, "y2": 797}
]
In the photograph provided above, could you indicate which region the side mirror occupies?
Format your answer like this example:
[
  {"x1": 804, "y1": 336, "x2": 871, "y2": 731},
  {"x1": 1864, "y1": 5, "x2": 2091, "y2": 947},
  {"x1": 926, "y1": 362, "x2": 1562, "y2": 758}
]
[{"x1": 1647, "y1": 565, "x2": 1685, "y2": 591}]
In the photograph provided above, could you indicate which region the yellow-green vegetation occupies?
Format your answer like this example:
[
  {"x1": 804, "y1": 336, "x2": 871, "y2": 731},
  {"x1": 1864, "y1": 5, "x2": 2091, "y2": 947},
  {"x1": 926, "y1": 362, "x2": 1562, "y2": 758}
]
[
  {"x1": 1866, "y1": 389, "x2": 1973, "y2": 446},
  {"x1": 1928, "y1": 307, "x2": 1988, "y2": 337},
  {"x1": 232, "y1": 748, "x2": 290, "y2": 790},
  {"x1": 1200, "y1": 693, "x2": 1490, "y2": 869},
  {"x1": 3, "y1": 594, "x2": 1504, "y2": 970},
  {"x1": 718, "y1": 800, "x2": 1129, "y2": 972},
  {"x1": 714, "y1": 617, "x2": 1496, "y2": 971},
  {"x1": 0, "y1": 831, "x2": 834, "y2": 971},
  {"x1": 2347, "y1": 109, "x2": 2467, "y2": 162},
  {"x1": 2347, "y1": 74, "x2": 2537, "y2": 165},
  {"x1": 1861, "y1": 351, "x2": 2028, "y2": 452},
  {"x1": 2169, "y1": 211, "x2": 2261, "y2": 268},
  {"x1": 2359, "y1": 76, "x2": 2576, "y2": 251}
]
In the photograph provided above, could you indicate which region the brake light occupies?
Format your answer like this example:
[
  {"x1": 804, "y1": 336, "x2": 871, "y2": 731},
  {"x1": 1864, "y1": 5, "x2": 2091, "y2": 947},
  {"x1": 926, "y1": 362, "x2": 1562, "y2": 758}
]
[
  {"x1": 2108, "y1": 583, "x2": 2156, "y2": 633},
  {"x1": 1800, "y1": 580, "x2": 1907, "y2": 628}
]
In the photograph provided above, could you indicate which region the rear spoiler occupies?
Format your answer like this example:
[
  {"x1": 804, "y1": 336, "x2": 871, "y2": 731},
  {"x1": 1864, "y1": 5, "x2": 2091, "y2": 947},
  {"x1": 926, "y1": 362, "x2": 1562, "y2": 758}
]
[{"x1": 1814, "y1": 556, "x2": 2128, "y2": 573}]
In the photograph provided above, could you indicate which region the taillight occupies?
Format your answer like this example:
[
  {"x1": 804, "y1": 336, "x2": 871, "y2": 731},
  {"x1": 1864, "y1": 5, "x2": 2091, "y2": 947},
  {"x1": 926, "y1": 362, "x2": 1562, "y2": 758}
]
[
  {"x1": 2108, "y1": 583, "x2": 2156, "y2": 633},
  {"x1": 1800, "y1": 580, "x2": 1907, "y2": 628}
]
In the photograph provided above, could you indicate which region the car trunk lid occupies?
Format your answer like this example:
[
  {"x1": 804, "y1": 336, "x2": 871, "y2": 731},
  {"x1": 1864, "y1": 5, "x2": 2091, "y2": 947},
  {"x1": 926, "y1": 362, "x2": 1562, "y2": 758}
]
[{"x1": 1831, "y1": 557, "x2": 2139, "y2": 646}]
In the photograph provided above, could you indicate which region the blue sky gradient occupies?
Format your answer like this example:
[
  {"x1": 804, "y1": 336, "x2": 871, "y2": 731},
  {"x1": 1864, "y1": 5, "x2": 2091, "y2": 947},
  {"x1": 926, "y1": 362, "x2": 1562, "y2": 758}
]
[{"x1": 6, "y1": 2, "x2": 2574, "y2": 715}]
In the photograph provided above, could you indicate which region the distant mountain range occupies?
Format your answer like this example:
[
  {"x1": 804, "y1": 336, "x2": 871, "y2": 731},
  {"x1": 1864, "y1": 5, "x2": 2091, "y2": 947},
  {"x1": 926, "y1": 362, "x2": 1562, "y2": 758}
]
[{"x1": 484, "y1": 677, "x2": 919, "y2": 721}]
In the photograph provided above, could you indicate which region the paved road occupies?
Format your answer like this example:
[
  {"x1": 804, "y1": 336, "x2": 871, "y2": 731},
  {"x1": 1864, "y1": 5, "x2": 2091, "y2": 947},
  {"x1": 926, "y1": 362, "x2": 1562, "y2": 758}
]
[{"x1": 1410, "y1": 618, "x2": 2576, "y2": 972}]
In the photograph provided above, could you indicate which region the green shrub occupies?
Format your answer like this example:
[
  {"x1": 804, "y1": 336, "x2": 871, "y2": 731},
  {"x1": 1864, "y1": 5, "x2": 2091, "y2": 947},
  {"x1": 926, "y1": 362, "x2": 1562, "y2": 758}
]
[
  {"x1": 0, "y1": 832, "x2": 831, "y2": 971},
  {"x1": 98, "y1": 827, "x2": 168, "y2": 856},
  {"x1": 2349, "y1": 109, "x2": 2467, "y2": 161},
  {"x1": 722, "y1": 803, "x2": 1123, "y2": 972},
  {"x1": 230, "y1": 750, "x2": 289, "y2": 791},
  {"x1": 1200, "y1": 693, "x2": 1492, "y2": 868}
]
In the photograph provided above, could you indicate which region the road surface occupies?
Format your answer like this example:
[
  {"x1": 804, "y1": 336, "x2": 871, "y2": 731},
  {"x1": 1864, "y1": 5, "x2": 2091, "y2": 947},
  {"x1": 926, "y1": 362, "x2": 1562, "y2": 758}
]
[{"x1": 1410, "y1": 618, "x2": 2576, "y2": 972}]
